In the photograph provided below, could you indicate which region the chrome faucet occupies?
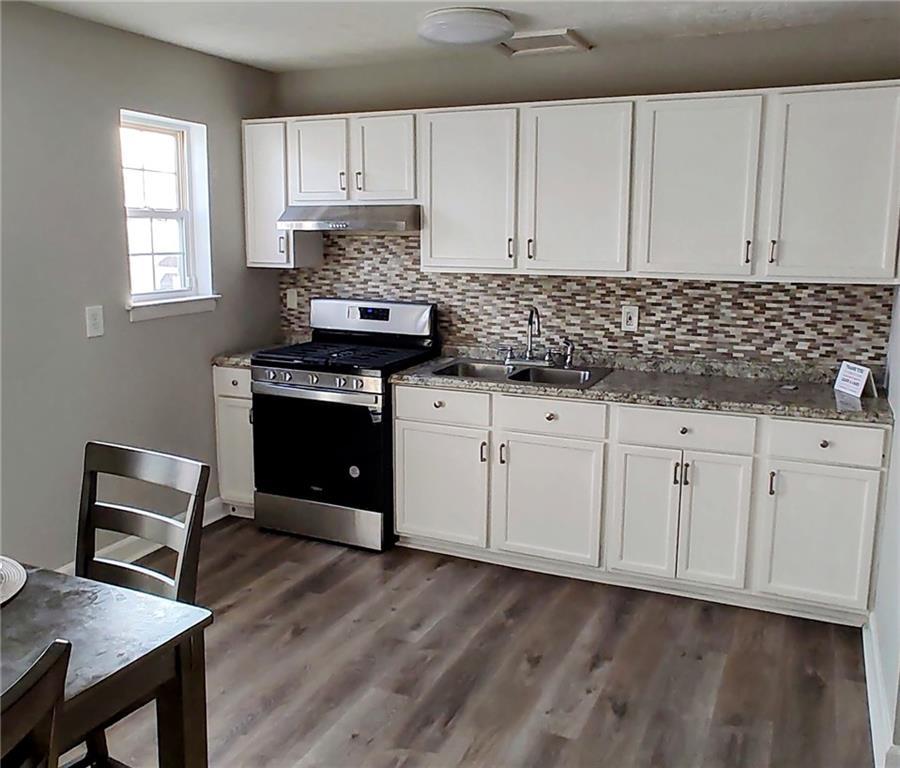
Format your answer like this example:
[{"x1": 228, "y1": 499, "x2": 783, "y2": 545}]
[
  {"x1": 562, "y1": 338, "x2": 575, "y2": 368},
  {"x1": 525, "y1": 306, "x2": 541, "y2": 361}
]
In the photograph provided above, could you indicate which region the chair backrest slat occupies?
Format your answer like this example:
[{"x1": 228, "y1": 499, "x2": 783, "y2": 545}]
[
  {"x1": 1, "y1": 639, "x2": 71, "y2": 768},
  {"x1": 76, "y1": 441, "x2": 210, "y2": 603},
  {"x1": 92, "y1": 502, "x2": 186, "y2": 550}
]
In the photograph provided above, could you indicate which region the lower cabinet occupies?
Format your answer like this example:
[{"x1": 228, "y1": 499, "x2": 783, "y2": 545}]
[
  {"x1": 394, "y1": 420, "x2": 490, "y2": 546},
  {"x1": 491, "y1": 432, "x2": 603, "y2": 566},
  {"x1": 757, "y1": 459, "x2": 879, "y2": 610},
  {"x1": 214, "y1": 392, "x2": 255, "y2": 506}
]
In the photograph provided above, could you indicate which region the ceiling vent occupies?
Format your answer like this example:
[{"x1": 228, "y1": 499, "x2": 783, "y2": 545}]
[{"x1": 497, "y1": 28, "x2": 592, "y2": 57}]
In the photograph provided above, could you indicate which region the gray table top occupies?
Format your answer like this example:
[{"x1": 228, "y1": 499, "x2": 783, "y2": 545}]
[{"x1": 1, "y1": 565, "x2": 212, "y2": 704}]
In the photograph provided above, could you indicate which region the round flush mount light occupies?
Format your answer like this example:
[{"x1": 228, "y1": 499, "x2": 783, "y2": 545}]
[{"x1": 417, "y1": 7, "x2": 515, "y2": 46}]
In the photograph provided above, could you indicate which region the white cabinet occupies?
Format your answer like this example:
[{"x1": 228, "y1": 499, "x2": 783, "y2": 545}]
[
  {"x1": 394, "y1": 420, "x2": 489, "y2": 546},
  {"x1": 213, "y1": 367, "x2": 254, "y2": 507},
  {"x1": 520, "y1": 102, "x2": 631, "y2": 273},
  {"x1": 287, "y1": 118, "x2": 349, "y2": 202},
  {"x1": 757, "y1": 460, "x2": 879, "y2": 610},
  {"x1": 633, "y1": 95, "x2": 762, "y2": 275},
  {"x1": 764, "y1": 86, "x2": 900, "y2": 279},
  {"x1": 421, "y1": 109, "x2": 519, "y2": 271},
  {"x1": 243, "y1": 122, "x2": 292, "y2": 268},
  {"x1": 676, "y1": 451, "x2": 752, "y2": 589},
  {"x1": 351, "y1": 114, "x2": 415, "y2": 200},
  {"x1": 608, "y1": 445, "x2": 682, "y2": 578},
  {"x1": 492, "y1": 432, "x2": 603, "y2": 565}
]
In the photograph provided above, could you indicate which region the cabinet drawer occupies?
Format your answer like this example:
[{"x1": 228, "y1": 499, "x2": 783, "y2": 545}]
[
  {"x1": 494, "y1": 395, "x2": 606, "y2": 440},
  {"x1": 214, "y1": 366, "x2": 252, "y2": 399},
  {"x1": 395, "y1": 386, "x2": 490, "y2": 427},
  {"x1": 768, "y1": 419, "x2": 885, "y2": 468},
  {"x1": 617, "y1": 406, "x2": 755, "y2": 455}
]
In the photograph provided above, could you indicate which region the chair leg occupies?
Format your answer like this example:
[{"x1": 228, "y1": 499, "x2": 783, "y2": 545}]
[{"x1": 85, "y1": 730, "x2": 110, "y2": 766}]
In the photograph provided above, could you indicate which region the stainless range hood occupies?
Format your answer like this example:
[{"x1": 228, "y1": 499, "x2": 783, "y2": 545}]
[{"x1": 277, "y1": 205, "x2": 421, "y2": 234}]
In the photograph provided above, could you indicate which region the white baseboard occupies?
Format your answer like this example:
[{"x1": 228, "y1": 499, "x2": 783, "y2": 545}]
[
  {"x1": 57, "y1": 497, "x2": 228, "y2": 576},
  {"x1": 219, "y1": 500, "x2": 254, "y2": 519},
  {"x1": 864, "y1": 614, "x2": 900, "y2": 768}
]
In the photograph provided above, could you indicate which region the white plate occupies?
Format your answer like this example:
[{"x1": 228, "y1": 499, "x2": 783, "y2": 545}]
[{"x1": 0, "y1": 556, "x2": 27, "y2": 605}]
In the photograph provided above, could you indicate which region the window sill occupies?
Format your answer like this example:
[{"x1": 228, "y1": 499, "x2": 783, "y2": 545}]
[{"x1": 128, "y1": 294, "x2": 221, "y2": 322}]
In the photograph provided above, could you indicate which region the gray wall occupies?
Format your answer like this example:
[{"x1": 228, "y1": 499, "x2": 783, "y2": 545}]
[
  {"x1": 275, "y1": 18, "x2": 900, "y2": 115},
  {"x1": 0, "y1": 3, "x2": 281, "y2": 567}
]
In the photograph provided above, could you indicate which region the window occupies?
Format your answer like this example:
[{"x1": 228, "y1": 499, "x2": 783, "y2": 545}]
[{"x1": 119, "y1": 110, "x2": 215, "y2": 320}]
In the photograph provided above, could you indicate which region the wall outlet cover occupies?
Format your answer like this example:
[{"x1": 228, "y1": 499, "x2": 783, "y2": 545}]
[
  {"x1": 85, "y1": 305, "x2": 104, "y2": 338},
  {"x1": 286, "y1": 288, "x2": 299, "y2": 310},
  {"x1": 621, "y1": 305, "x2": 639, "y2": 332}
]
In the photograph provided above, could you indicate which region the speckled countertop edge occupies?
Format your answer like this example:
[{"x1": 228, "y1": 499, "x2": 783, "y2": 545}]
[{"x1": 391, "y1": 357, "x2": 894, "y2": 426}]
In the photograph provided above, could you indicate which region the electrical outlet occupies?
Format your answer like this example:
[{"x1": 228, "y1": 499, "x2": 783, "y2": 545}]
[
  {"x1": 621, "y1": 305, "x2": 639, "y2": 332},
  {"x1": 85, "y1": 305, "x2": 104, "y2": 338},
  {"x1": 285, "y1": 289, "x2": 299, "y2": 310}
]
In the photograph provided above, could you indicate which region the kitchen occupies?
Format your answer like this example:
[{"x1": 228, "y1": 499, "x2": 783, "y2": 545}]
[{"x1": 2, "y1": 2, "x2": 900, "y2": 767}]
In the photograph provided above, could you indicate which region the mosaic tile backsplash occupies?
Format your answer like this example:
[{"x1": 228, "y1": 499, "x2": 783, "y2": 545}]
[{"x1": 280, "y1": 235, "x2": 894, "y2": 382}]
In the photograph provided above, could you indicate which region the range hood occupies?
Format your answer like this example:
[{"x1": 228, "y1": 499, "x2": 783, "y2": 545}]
[{"x1": 277, "y1": 205, "x2": 421, "y2": 233}]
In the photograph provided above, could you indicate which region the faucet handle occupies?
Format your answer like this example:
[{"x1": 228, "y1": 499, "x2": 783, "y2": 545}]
[
  {"x1": 562, "y1": 338, "x2": 575, "y2": 368},
  {"x1": 497, "y1": 346, "x2": 514, "y2": 364},
  {"x1": 543, "y1": 348, "x2": 557, "y2": 364}
]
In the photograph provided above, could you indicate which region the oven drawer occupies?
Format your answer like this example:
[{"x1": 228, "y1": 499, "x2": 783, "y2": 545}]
[
  {"x1": 617, "y1": 406, "x2": 756, "y2": 455},
  {"x1": 768, "y1": 419, "x2": 885, "y2": 468},
  {"x1": 395, "y1": 386, "x2": 490, "y2": 427},
  {"x1": 214, "y1": 366, "x2": 251, "y2": 399},
  {"x1": 494, "y1": 395, "x2": 606, "y2": 440}
]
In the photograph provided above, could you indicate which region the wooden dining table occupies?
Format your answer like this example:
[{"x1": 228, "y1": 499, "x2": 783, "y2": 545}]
[{"x1": 1, "y1": 565, "x2": 213, "y2": 767}]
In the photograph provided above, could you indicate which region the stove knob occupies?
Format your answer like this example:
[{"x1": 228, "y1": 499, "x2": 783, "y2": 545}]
[
  {"x1": 308, "y1": 373, "x2": 319, "y2": 385},
  {"x1": 336, "y1": 377, "x2": 347, "y2": 387},
  {"x1": 266, "y1": 370, "x2": 277, "y2": 381},
  {"x1": 352, "y1": 379, "x2": 364, "y2": 390},
  {"x1": 282, "y1": 371, "x2": 292, "y2": 382}
]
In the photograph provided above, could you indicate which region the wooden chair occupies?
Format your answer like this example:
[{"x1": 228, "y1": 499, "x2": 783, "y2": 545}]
[
  {"x1": 71, "y1": 441, "x2": 210, "y2": 767},
  {"x1": 1, "y1": 639, "x2": 72, "y2": 768}
]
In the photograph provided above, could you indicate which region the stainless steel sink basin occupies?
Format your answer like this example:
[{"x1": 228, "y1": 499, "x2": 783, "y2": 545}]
[
  {"x1": 508, "y1": 366, "x2": 611, "y2": 389},
  {"x1": 433, "y1": 361, "x2": 515, "y2": 381}
]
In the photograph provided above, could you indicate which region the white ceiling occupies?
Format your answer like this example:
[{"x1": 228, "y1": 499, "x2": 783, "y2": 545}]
[{"x1": 40, "y1": 1, "x2": 900, "y2": 73}]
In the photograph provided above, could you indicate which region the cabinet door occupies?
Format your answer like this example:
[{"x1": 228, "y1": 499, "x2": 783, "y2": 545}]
[
  {"x1": 758, "y1": 460, "x2": 879, "y2": 609},
  {"x1": 492, "y1": 432, "x2": 603, "y2": 566},
  {"x1": 521, "y1": 102, "x2": 631, "y2": 273},
  {"x1": 421, "y1": 109, "x2": 518, "y2": 271},
  {"x1": 608, "y1": 445, "x2": 682, "y2": 578},
  {"x1": 243, "y1": 122, "x2": 292, "y2": 268},
  {"x1": 633, "y1": 96, "x2": 762, "y2": 275},
  {"x1": 215, "y1": 396, "x2": 255, "y2": 506},
  {"x1": 765, "y1": 87, "x2": 900, "y2": 279},
  {"x1": 287, "y1": 118, "x2": 348, "y2": 202},
  {"x1": 351, "y1": 114, "x2": 415, "y2": 200},
  {"x1": 394, "y1": 421, "x2": 489, "y2": 547},
  {"x1": 676, "y1": 452, "x2": 752, "y2": 589}
]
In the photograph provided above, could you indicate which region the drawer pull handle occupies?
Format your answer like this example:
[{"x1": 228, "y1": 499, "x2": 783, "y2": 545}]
[
  {"x1": 768, "y1": 239, "x2": 777, "y2": 264},
  {"x1": 433, "y1": 400, "x2": 445, "y2": 409},
  {"x1": 683, "y1": 462, "x2": 690, "y2": 485},
  {"x1": 673, "y1": 461, "x2": 681, "y2": 485},
  {"x1": 743, "y1": 239, "x2": 751, "y2": 264},
  {"x1": 231, "y1": 379, "x2": 239, "y2": 387},
  {"x1": 679, "y1": 426, "x2": 689, "y2": 435},
  {"x1": 768, "y1": 470, "x2": 776, "y2": 496},
  {"x1": 545, "y1": 412, "x2": 557, "y2": 422},
  {"x1": 479, "y1": 441, "x2": 487, "y2": 463},
  {"x1": 507, "y1": 237, "x2": 515, "y2": 259},
  {"x1": 499, "y1": 443, "x2": 507, "y2": 465},
  {"x1": 820, "y1": 439, "x2": 830, "y2": 448}
]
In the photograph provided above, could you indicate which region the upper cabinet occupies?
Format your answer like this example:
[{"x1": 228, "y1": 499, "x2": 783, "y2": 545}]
[
  {"x1": 633, "y1": 95, "x2": 762, "y2": 276},
  {"x1": 421, "y1": 108, "x2": 519, "y2": 271},
  {"x1": 763, "y1": 86, "x2": 900, "y2": 280},
  {"x1": 520, "y1": 102, "x2": 631, "y2": 273},
  {"x1": 243, "y1": 122, "x2": 292, "y2": 268},
  {"x1": 286, "y1": 114, "x2": 416, "y2": 204}
]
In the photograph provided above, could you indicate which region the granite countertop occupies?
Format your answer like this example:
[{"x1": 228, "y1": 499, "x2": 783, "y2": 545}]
[
  {"x1": 391, "y1": 357, "x2": 894, "y2": 425},
  {"x1": 211, "y1": 349, "x2": 257, "y2": 369}
]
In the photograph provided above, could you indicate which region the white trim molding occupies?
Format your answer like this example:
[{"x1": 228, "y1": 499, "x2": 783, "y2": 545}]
[
  {"x1": 57, "y1": 496, "x2": 228, "y2": 576},
  {"x1": 864, "y1": 614, "x2": 900, "y2": 768}
]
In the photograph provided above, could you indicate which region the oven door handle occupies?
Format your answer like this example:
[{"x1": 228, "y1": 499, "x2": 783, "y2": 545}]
[{"x1": 252, "y1": 381, "x2": 382, "y2": 409}]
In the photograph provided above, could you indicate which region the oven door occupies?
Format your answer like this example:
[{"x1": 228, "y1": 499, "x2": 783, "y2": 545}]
[{"x1": 251, "y1": 382, "x2": 385, "y2": 513}]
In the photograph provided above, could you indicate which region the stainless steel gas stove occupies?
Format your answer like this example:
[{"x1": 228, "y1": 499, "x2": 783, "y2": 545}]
[{"x1": 250, "y1": 298, "x2": 439, "y2": 551}]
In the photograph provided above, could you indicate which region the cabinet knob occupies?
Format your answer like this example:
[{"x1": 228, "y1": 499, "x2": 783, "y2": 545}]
[
  {"x1": 679, "y1": 426, "x2": 689, "y2": 435},
  {"x1": 433, "y1": 400, "x2": 445, "y2": 409},
  {"x1": 820, "y1": 439, "x2": 830, "y2": 448},
  {"x1": 231, "y1": 379, "x2": 238, "y2": 387},
  {"x1": 545, "y1": 412, "x2": 557, "y2": 422}
]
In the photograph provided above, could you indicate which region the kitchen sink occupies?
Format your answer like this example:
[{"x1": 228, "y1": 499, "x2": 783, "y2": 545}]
[
  {"x1": 433, "y1": 361, "x2": 515, "y2": 381},
  {"x1": 508, "y1": 366, "x2": 611, "y2": 389}
]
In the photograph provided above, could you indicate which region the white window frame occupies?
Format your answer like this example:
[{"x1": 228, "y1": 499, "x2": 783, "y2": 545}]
[{"x1": 119, "y1": 109, "x2": 218, "y2": 321}]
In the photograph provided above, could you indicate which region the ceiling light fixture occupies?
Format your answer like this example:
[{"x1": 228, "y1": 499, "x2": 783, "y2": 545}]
[{"x1": 417, "y1": 7, "x2": 515, "y2": 46}]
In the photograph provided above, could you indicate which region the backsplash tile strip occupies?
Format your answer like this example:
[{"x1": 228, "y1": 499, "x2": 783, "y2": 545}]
[{"x1": 279, "y1": 235, "x2": 894, "y2": 382}]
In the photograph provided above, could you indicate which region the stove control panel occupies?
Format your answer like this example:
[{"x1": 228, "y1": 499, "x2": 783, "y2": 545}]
[{"x1": 251, "y1": 367, "x2": 383, "y2": 395}]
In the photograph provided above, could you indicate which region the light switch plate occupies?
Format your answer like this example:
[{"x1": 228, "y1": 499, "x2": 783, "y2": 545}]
[
  {"x1": 85, "y1": 305, "x2": 104, "y2": 338},
  {"x1": 621, "y1": 305, "x2": 639, "y2": 332},
  {"x1": 285, "y1": 289, "x2": 299, "y2": 310}
]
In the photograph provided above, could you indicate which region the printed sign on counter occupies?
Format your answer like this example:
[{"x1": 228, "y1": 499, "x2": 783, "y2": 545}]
[{"x1": 834, "y1": 361, "x2": 878, "y2": 399}]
